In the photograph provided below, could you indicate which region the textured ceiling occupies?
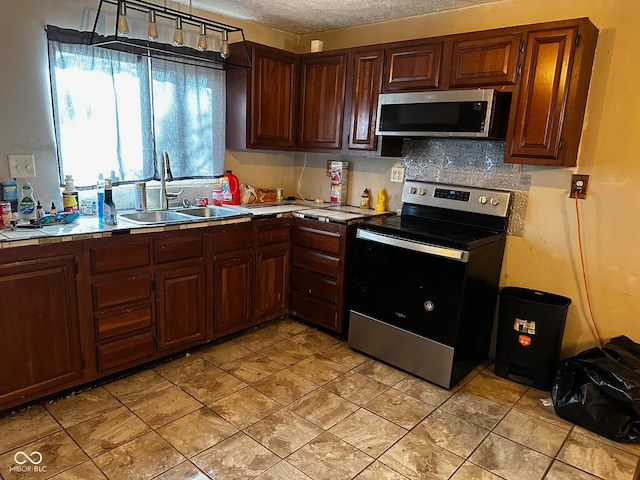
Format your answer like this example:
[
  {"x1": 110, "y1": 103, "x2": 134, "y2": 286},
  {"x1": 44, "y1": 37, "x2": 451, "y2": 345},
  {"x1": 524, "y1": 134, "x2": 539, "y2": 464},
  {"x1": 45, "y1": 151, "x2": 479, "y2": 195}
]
[{"x1": 184, "y1": 0, "x2": 502, "y2": 34}]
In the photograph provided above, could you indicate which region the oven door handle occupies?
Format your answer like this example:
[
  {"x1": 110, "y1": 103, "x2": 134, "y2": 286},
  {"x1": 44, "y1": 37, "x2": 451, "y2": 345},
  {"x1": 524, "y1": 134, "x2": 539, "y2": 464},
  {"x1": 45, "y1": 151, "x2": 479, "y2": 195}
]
[{"x1": 356, "y1": 229, "x2": 470, "y2": 262}]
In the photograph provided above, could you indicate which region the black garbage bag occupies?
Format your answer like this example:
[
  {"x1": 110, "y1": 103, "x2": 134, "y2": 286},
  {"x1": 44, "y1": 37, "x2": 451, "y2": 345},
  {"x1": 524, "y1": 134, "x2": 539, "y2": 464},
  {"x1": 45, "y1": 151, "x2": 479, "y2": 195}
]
[{"x1": 552, "y1": 335, "x2": 640, "y2": 442}]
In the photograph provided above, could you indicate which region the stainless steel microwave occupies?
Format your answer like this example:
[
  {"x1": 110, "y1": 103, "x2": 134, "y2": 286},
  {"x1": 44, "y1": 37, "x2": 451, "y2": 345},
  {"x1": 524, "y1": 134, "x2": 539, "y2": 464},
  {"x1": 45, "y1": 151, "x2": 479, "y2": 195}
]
[{"x1": 375, "y1": 89, "x2": 510, "y2": 139}]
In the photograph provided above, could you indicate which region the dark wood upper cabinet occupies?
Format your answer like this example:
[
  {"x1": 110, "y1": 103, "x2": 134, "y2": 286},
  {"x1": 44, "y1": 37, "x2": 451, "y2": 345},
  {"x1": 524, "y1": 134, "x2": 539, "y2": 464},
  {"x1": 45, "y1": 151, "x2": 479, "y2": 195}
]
[
  {"x1": 505, "y1": 19, "x2": 598, "y2": 166},
  {"x1": 226, "y1": 42, "x2": 298, "y2": 150},
  {"x1": 347, "y1": 48, "x2": 384, "y2": 151},
  {"x1": 448, "y1": 32, "x2": 522, "y2": 87},
  {"x1": 382, "y1": 41, "x2": 443, "y2": 92},
  {"x1": 298, "y1": 52, "x2": 347, "y2": 150}
]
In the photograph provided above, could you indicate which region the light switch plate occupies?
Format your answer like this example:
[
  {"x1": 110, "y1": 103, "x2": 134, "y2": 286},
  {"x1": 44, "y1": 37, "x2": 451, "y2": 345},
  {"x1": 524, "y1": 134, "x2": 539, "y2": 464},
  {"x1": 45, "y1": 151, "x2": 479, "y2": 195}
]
[
  {"x1": 8, "y1": 154, "x2": 36, "y2": 178},
  {"x1": 390, "y1": 166, "x2": 405, "y2": 183}
]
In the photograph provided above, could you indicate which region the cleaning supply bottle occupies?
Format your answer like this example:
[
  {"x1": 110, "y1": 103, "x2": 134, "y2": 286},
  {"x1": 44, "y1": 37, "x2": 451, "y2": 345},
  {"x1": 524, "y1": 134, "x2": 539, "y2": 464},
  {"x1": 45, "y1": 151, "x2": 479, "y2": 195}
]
[
  {"x1": 96, "y1": 173, "x2": 105, "y2": 224},
  {"x1": 221, "y1": 170, "x2": 240, "y2": 205},
  {"x1": 375, "y1": 188, "x2": 387, "y2": 212},
  {"x1": 360, "y1": 188, "x2": 370, "y2": 209},
  {"x1": 50, "y1": 202, "x2": 58, "y2": 215},
  {"x1": 102, "y1": 178, "x2": 117, "y2": 225},
  {"x1": 19, "y1": 182, "x2": 36, "y2": 221},
  {"x1": 36, "y1": 200, "x2": 44, "y2": 219},
  {"x1": 62, "y1": 174, "x2": 79, "y2": 212}
]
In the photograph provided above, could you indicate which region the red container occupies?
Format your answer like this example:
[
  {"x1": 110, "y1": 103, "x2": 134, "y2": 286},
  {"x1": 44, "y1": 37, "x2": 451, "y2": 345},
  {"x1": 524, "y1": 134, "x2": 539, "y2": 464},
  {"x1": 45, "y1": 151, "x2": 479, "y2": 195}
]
[{"x1": 221, "y1": 170, "x2": 241, "y2": 205}]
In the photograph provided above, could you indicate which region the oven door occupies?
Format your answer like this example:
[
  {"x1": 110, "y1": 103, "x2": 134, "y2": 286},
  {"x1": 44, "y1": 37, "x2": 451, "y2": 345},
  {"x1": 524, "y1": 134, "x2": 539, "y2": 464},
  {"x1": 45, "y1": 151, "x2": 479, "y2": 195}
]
[{"x1": 350, "y1": 229, "x2": 468, "y2": 347}]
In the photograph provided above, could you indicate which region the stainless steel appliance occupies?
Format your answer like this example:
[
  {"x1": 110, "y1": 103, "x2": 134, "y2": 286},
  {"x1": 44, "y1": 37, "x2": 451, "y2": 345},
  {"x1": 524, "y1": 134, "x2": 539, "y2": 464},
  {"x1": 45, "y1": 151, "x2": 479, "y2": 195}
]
[
  {"x1": 348, "y1": 180, "x2": 511, "y2": 388},
  {"x1": 375, "y1": 89, "x2": 510, "y2": 139}
]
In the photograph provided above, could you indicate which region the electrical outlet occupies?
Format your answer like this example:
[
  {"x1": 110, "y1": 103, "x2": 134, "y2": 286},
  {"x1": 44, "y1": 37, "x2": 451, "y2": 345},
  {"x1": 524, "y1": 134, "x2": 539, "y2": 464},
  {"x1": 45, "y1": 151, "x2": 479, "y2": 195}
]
[
  {"x1": 570, "y1": 174, "x2": 589, "y2": 199},
  {"x1": 390, "y1": 166, "x2": 405, "y2": 183},
  {"x1": 8, "y1": 154, "x2": 36, "y2": 178}
]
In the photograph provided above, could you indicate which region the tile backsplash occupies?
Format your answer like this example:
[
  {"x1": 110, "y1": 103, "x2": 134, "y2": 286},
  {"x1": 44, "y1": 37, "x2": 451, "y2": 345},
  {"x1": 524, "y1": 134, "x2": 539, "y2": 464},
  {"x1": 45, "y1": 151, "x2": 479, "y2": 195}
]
[{"x1": 401, "y1": 139, "x2": 530, "y2": 236}]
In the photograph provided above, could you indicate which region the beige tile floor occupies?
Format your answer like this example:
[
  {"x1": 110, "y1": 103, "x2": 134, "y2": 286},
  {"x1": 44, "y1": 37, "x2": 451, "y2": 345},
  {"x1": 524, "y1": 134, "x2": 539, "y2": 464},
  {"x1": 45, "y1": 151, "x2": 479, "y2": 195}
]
[{"x1": 1, "y1": 318, "x2": 639, "y2": 480}]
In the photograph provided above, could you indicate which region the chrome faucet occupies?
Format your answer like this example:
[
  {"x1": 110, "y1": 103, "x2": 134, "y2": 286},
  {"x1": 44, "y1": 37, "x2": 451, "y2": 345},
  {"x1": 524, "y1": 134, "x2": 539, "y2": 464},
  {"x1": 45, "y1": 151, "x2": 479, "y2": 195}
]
[{"x1": 160, "y1": 150, "x2": 174, "y2": 210}]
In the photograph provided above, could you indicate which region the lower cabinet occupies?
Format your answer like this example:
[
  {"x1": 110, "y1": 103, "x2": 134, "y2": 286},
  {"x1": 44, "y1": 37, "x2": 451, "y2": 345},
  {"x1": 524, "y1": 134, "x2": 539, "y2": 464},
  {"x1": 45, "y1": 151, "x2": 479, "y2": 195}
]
[
  {"x1": 255, "y1": 218, "x2": 290, "y2": 323},
  {"x1": 155, "y1": 232, "x2": 208, "y2": 352},
  {"x1": 290, "y1": 218, "x2": 352, "y2": 333},
  {"x1": 213, "y1": 222, "x2": 255, "y2": 336},
  {"x1": 0, "y1": 244, "x2": 85, "y2": 411}
]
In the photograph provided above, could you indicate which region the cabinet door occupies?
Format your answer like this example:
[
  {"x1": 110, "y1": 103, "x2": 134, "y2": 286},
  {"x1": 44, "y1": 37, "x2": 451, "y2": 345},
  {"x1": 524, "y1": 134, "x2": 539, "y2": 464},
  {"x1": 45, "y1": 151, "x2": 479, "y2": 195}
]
[
  {"x1": 347, "y1": 49, "x2": 384, "y2": 151},
  {"x1": 449, "y1": 33, "x2": 522, "y2": 87},
  {"x1": 214, "y1": 251, "x2": 254, "y2": 335},
  {"x1": 255, "y1": 245, "x2": 290, "y2": 323},
  {"x1": 226, "y1": 42, "x2": 298, "y2": 151},
  {"x1": 157, "y1": 265, "x2": 207, "y2": 352},
  {"x1": 298, "y1": 53, "x2": 347, "y2": 150},
  {"x1": 250, "y1": 46, "x2": 298, "y2": 148},
  {"x1": 382, "y1": 41, "x2": 443, "y2": 92},
  {"x1": 0, "y1": 255, "x2": 83, "y2": 409},
  {"x1": 504, "y1": 22, "x2": 600, "y2": 166}
]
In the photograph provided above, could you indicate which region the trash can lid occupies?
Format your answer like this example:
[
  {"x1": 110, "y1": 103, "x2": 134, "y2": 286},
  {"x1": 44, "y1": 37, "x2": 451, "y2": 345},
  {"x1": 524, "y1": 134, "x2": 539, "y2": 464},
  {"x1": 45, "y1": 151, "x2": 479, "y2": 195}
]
[{"x1": 500, "y1": 286, "x2": 571, "y2": 307}]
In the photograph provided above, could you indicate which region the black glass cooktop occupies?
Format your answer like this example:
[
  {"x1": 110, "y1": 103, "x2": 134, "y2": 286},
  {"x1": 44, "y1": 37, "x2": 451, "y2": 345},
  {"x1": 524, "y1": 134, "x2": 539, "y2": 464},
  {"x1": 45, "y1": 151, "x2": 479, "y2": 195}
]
[{"x1": 358, "y1": 214, "x2": 505, "y2": 250}]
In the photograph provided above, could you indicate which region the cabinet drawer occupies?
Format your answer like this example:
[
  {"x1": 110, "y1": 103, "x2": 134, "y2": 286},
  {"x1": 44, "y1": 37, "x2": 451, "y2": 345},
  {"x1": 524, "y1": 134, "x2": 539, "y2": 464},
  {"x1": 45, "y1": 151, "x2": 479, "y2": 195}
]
[
  {"x1": 290, "y1": 291, "x2": 338, "y2": 330},
  {"x1": 96, "y1": 305, "x2": 152, "y2": 341},
  {"x1": 292, "y1": 223, "x2": 342, "y2": 255},
  {"x1": 155, "y1": 233, "x2": 204, "y2": 264},
  {"x1": 290, "y1": 267, "x2": 338, "y2": 303},
  {"x1": 89, "y1": 239, "x2": 151, "y2": 275},
  {"x1": 214, "y1": 223, "x2": 254, "y2": 253},
  {"x1": 256, "y1": 220, "x2": 290, "y2": 246},
  {"x1": 291, "y1": 246, "x2": 340, "y2": 278},
  {"x1": 97, "y1": 331, "x2": 155, "y2": 372},
  {"x1": 92, "y1": 275, "x2": 152, "y2": 310}
]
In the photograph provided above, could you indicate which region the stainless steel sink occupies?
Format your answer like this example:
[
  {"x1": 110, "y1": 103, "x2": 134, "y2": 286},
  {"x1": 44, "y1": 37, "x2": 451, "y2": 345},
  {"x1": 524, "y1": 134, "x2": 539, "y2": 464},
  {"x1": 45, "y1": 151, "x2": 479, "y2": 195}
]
[
  {"x1": 175, "y1": 206, "x2": 244, "y2": 218},
  {"x1": 118, "y1": 210, "x2": 195, "y2": 224}
]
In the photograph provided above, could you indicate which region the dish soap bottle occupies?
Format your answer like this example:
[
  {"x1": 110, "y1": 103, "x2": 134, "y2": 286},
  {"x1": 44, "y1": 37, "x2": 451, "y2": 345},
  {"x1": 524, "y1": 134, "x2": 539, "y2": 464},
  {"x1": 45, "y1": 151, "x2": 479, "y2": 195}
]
[
  {"x1": 360, "y1": 188, "x2": 370, "y2": 209},
  {"x1": 96, "y1": 173, "x2": 105, "y2": 224},
  {"x1": 19, "y1": 182, "x2": 36, "y2": 221},
  {"x1": 102, "y1": 178, "x2": 117, "y2": 225},
  {"x1": 375, "y1": 188, "x2": 387, "y2": 212},
  {"x1": 62, "y1": 174, "x2": 79, "y2": 212}
]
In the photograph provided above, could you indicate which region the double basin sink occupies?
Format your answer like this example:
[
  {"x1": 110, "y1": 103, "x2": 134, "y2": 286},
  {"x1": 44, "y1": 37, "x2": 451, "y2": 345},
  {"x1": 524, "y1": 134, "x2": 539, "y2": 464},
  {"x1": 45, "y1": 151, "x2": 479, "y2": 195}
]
[{"x1": 119, "y1": 206, "x2": 245, "y2": 225}]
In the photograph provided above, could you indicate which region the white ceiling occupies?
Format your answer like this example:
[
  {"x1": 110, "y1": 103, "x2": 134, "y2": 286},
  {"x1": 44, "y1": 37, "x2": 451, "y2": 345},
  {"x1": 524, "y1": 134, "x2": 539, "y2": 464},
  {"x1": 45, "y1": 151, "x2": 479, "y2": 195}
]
[{"x1": 184, "y1": 0, "x2": 503, "y2": 34}]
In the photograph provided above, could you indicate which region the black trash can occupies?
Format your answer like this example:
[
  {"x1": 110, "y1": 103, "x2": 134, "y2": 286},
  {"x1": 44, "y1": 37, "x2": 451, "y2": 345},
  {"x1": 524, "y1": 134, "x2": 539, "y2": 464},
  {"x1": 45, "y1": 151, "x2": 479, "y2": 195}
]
[{"x1": 495, "y1": 287, "x2": 571, "y2": 391}]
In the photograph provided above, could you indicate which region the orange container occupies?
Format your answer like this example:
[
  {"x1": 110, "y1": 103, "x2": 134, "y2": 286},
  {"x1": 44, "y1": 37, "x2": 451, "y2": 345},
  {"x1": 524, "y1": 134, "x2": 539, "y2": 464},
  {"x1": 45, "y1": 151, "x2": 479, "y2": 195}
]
[{"x1": 221, "y1": 170, "x2": 241, "y2": 205}]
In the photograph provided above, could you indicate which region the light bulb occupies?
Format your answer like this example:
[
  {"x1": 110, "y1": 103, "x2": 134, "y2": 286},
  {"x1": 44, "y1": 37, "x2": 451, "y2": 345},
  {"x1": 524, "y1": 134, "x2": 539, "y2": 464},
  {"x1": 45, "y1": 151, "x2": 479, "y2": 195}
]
[
  {"x1": 147, "y1": 10, "x2": 158, "y2": 40},
  {"x1": 197, "y1": 24, "x2": 207, "y2": 51},
  {"x1": 221, "y1": 31, "x2": 229, "y2": 59},
  {"x1": 117, "y1": 2, "x2": 129, "y2": 35},
  {"x1": 173, "y1": 17, "x2": 183, "y2": 46}
]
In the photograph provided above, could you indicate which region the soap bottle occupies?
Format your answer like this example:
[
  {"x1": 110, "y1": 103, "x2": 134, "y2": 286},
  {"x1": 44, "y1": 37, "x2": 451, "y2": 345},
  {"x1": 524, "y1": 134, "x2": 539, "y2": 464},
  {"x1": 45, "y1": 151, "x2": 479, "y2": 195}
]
[
  {"x1": 360, "y1": 188, "x2": 370, "y2": 209},
  {"x1": 375, "y1": 188, "x2": 387, "y2": 212},
  {"x1": 102, "y1": 178, "x2": 117, "y2": 225},
  {"x1": 62, "y1": 174, "x2": 79, "y2": 212},
  {"x1": 50, "y1": 202, "x2": 58, "y2": 215},
  {"x1": 19, "y1": 182, "x2": 36, "y2": 221},
  {"x1": 36, "y1": 200, "x2": 44, "y2": 219}
]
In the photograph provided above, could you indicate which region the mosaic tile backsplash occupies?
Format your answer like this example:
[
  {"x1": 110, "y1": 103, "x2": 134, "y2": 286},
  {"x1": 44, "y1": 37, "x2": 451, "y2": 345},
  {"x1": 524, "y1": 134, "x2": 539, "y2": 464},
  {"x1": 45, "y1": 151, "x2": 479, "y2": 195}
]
[{"x1": 401, "y1": 139, "x2": 530, "y2": 236}]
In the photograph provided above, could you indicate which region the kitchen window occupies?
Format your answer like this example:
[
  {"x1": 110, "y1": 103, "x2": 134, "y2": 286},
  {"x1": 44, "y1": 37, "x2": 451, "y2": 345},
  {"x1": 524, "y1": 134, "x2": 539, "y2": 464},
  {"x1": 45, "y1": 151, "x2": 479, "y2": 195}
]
[{"x1": 46, "y1": 26, "x2": 225, "y2": 188}]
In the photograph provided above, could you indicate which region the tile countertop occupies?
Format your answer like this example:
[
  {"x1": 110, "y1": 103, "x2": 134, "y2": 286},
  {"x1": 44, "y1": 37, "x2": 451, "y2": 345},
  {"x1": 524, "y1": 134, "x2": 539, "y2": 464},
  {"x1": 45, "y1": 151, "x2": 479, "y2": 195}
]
[{"x1": 0, "y1": 202, "x2": 393, "y2": 247}]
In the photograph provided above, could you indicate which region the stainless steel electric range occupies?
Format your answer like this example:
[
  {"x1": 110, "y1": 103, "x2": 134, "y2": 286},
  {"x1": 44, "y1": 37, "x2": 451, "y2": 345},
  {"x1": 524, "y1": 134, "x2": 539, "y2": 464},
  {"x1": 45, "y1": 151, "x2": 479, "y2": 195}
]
[{"x1": 348, "y1": 180, "x2": 512, "y2": 389}]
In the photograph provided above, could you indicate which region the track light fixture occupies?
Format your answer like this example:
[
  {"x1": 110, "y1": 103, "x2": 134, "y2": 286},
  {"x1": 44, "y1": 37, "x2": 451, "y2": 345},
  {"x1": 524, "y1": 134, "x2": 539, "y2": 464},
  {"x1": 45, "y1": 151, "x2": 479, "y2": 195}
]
[{"x1": 90, "y1": 0, "x2": 252, "y2": 70}]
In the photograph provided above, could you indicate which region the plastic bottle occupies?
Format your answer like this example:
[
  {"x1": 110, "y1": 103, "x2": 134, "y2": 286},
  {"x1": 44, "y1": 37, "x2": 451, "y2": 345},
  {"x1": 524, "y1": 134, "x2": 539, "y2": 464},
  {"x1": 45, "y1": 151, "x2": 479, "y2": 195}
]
[
  {"x1": 96, "y1": 173, "x2": 105, "y2": 224},
  {"x1": 221, "y1": 170, "x2": 240, "y2": 205},
  {"x1": 36, "y1": 200, "x2": 44, "y2": 219},
  {"x1": 62, "y1": 174, "x2": 80, "y2": 212},
  {"x1": 19, "y1": 182, "x2": 36, "y2": 221},
  {"x1": 375, "y1": 188, "x2": 387, "y2": 212},
  {"x1": 360, "y1": 188, "x2": 370, "y2": 209},
  {"x1": 102, "y1": 178, "x2": 117, "y2": 225},
  {"x1": 50, "y1": 202, "x2": 58, "y2": 215}
]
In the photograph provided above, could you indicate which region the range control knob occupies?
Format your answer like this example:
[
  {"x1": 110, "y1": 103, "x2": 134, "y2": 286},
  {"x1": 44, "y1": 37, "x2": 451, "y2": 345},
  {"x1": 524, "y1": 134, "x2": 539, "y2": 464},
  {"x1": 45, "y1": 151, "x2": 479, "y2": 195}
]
[
  {"x1": 409, "y1": 186, "x2": 417, "y2": 194},
  {"x1": 478, "y1": 195, "x2": 488, "y2": 205},
  {"x1": 490, "y1": 197, "x2": 500, "y2": 206},
  {"x1": 424, "y1": 301, "x2": 435, "y2": 312},
  {"x1": 418, "y1": 188, "x2": 427, "y2": 196}
]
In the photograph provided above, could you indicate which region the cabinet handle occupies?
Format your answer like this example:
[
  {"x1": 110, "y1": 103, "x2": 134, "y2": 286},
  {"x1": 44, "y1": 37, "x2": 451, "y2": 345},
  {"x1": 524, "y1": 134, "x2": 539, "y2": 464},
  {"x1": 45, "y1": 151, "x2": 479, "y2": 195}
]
[
  {"x1": 520, "y1": 40, "x2": 525, "y2": 53},
  {"x1": 516, "y1": 64, "x2": 522, "y2": 76},
  {"x1": 559, "y1": 139, "x2": 565, "y2": 151}
]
